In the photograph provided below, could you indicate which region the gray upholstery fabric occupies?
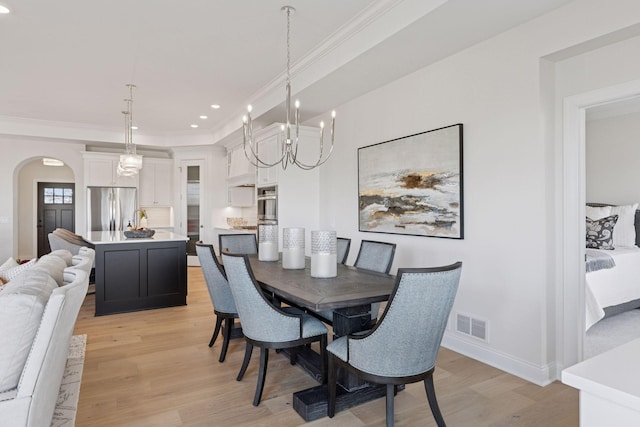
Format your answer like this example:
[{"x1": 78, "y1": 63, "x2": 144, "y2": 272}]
[
  {"x1": 354, "y1": 240, "x2": 397, "y2": 321},
  {"x1": 219, "y1": 234, "x2": 258, "y2": 255},
  {"x1": 222, "y1": 253, "x2": 327, "y2": 342},
  {"x1": 336, "y1": 237, "x2": 351, "y2": 265},
  {"x1": 327, "y1": 265, "x2": 461, "y2": 377},
  {"x1": 195, "y1": 244, "x2": 237, "y2": 315},
  {"x1": 354, "y1": 240, "x2": 396, "y2": 273}
]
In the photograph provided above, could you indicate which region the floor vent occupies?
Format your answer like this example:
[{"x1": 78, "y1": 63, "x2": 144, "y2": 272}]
[{"x1": 456, "y1": 313, "x2": 488, "y2": 342}]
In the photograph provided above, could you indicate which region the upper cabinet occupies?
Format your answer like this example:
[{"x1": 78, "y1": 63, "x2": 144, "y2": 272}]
[
  {"x1": 226, "y1": 144, "x2": 255, "y2": 187},
  {"x1": 83, "y1": 152, "x2": 139, "y2": 187},
  {"x1": 256, "y1": 134, "x2": 279, "y2": 186},
  {"x1": 139, "y1": 158, "x2": 173, "y2": 206}
]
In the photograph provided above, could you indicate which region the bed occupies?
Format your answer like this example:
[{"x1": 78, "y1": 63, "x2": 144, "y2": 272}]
[{"x1": 585, "y1": 203, "x2": 640, "y2": 330}]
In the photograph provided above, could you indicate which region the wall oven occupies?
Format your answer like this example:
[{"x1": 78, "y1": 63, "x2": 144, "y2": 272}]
[{"x1": 257, "y1": 185, "x2": 277, "y2": 224}]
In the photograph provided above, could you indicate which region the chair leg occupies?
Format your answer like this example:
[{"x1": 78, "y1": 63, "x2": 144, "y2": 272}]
[
  {"x1": 253, "y1": 347, "x2": 269, "y2": 406},
  {"x1": 289, "y1": 346, "x2": 298, "y2": 365},
  {"x1": 327, "y1": 355, "x2": 337, "y2": 418},
  {"x1": 386, "y1": 383, "x2": 395, "y2": 427},
  {"x1": 209, "y1": 316, "x2": 223, "y2": 347},
  {"x1": 424, "y1": 375, "x2": 446, "y2": 427},
  {"x1": 237, "y1": 342, "x2": 253, "y2": 381},
  {"x1": 319, "y1": 335, "x2": 327, "y2": 384},
  {"x1": 219, "y1": 317, "x2": 232, "y2": 362}
]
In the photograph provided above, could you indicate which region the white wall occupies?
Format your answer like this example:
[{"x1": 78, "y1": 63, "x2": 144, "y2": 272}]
[
  {"x1": 586, "y1": 112, "x2": 640, "y2": 205},
  {"x1": 17, "y1": 159, "x2": 74, "y2": 259},
  {"x1": 316, "y1": 0, "x2": 640, "y2": 384}
]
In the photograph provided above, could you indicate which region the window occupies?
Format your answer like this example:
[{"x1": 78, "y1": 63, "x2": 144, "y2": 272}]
[{"x1": 43, "y1": 187, "x2": 73, "y2": 205}]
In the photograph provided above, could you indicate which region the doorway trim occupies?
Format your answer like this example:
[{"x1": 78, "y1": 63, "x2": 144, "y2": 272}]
[{"x1": 561, "y1": 78, "x2": 640, "y2": 370}]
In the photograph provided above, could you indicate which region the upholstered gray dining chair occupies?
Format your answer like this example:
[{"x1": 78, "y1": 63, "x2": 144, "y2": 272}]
[
  {"x1": 221, "y1": 252, "x2": 328, "y2": 406},
  {"x1": 336, "y1": 237, "x2": 351, "y2": 264},
  {"x1": 354, "y1": 240, "x2": 397, "y2": 322},
  {"x1": 218, "y1": 234, "x2": 258, "y2": 255},
  {"x1": 195, "y1": 243, "x2": 242, "y2": 363},
  {"x1": 327, "y1": 262, "x2": 462, "y2": 427}
]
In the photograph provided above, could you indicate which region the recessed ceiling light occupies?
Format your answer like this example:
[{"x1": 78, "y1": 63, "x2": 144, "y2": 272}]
[
  {"x1": 131, "y1": 126, "x2": 138, "y2": 130},
  {"x1": 211, "y1": 104, "x2": 220, "y2": 109},
  {"x1": 0, "y1": 4, "x2": 11, "y2": 14},
  {"x1": 190, "y1": 124, "x2": 199, "y2": 128},
  {"x1": 199, "y1": 115, "x2": 208, "y2": 119}
]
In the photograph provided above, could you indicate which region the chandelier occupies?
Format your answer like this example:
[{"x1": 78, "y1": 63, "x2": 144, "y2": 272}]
[
  {"x1": 117, "y1": 83, "x2": 143, "y2": 177},
  {"x1": 242, "y1": 5, "x2": 335, "y2": 171}
]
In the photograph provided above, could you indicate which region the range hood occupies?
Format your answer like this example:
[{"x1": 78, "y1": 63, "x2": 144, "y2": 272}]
[{"x1": 227, "y1": 173, "x2": 255, "y2": 187}]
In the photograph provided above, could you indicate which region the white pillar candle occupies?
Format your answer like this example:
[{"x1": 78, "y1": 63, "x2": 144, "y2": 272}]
[
  {"x1": 258, "y1": 224, "x2": 278, "y2": 262},
  {"x1": 259, "y1": 241, "x2": 278, "y2": 261},
  {"x1": 283, "y1": 227, "x2": 305, "y2": 269},
  {"x1": 311, "y1": 252, "x2": 337, "y2": 278},
  {"x1": 311, "y1": 230, "x2": 337, "y2": 278}
]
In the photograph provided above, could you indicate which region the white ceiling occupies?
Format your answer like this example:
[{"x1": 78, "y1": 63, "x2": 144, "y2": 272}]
[{"x1": 0, "y1": 0, "x2": 575, "y2": 148}]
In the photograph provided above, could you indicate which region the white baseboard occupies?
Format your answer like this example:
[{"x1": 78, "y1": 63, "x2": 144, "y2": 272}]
[{"x1": 441, "y1": 331, "x2": 556, "y2": 386}]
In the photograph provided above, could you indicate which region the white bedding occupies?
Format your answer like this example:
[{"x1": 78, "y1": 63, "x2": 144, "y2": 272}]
[{"x1": 586, "y1": 246, "x2": 640, "y2": 330}]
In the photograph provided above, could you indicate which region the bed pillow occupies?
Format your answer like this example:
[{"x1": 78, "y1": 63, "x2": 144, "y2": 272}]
[
  {"x1": 610, "y1": 203, "x2": 639, "y2": 248},
  {"x1": 586, "y1": 205, "x2": 612, "y2": 220},
  {"x1": 586, "y1": 215, "x2": 618, "y2": 250}
]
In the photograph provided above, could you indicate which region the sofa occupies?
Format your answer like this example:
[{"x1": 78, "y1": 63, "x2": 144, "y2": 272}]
[{"x1": 0, "y1": 249, "x2": 91, "y2": 427}]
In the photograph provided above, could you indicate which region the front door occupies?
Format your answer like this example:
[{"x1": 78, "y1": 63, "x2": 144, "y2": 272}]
[{"x1": 37, "y1": 182, "x2": 75, "y2": 257}]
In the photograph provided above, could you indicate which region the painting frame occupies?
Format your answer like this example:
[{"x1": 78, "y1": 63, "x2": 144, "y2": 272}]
[{"x1": 358, "y1": 123, "x2": 464, "y2": 239}]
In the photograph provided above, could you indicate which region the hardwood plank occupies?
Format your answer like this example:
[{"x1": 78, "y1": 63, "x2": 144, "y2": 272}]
[{"x1": 73, "y1": 266, "x2": 578, "y2": 426}]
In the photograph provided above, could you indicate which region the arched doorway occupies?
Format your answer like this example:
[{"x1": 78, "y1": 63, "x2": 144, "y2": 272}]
[{"x1": 17, "y1": 158, "x2": 74, "y2": 259}]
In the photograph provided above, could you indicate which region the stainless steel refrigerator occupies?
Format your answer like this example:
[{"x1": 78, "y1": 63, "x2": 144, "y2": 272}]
[{"x1": 87, "y1": 187, "x2": 137, "y2": 232}]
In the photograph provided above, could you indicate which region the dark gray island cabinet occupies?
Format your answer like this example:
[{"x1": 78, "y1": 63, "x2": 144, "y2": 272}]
[{"x1": 85, "y1": 231, "x2": 188, "y2": 316}]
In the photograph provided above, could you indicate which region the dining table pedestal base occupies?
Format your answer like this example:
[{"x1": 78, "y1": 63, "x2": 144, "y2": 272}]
[{"x1": 293, "y1": 383, "x2": 404, "y2": 422}]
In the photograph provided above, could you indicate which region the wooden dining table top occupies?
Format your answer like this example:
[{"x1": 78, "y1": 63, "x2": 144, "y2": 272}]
[{"x1": 245, "y1": 255, "x2": 396, "y2": 312}]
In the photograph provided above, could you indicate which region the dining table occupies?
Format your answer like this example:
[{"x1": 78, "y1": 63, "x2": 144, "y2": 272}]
[{"x1": 244, "y1": 255, "x2": 397, "y2": 422}]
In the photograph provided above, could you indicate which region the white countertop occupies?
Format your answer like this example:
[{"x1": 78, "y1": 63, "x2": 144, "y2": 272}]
[
  {"x1": 84, "y1": 230, "x2": 189, "y2": 244},
  {"x1": 562, "y1": 337, "x2": 640, "y2": 410}
]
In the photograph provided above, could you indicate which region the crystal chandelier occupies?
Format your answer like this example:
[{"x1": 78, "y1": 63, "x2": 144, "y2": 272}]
[
  {"x1": 242, "y1": 5, "x2": 335, "y2": 171},
  {"x1": 117, "y1": 84, "x2": 143, "y2": 177}
]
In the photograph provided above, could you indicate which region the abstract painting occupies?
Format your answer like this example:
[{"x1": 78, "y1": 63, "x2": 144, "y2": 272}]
[{"x1": 358, "y1": 123, "x2": 463, "y2": 239}]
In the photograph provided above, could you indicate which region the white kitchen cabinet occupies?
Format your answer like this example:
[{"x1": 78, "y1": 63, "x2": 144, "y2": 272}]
[
  {"x1": 139, "y1": 158, "x2": 173, "y2": 206},
  {"x1": 83, "y1": 152, "x2": 138, "y2": 187},
  {"x1": 255, "y1": 134, "x2": 279, "y2": 186},
  {"x1": 228, "y1": 187, "x2": 255, "y2": 207}
]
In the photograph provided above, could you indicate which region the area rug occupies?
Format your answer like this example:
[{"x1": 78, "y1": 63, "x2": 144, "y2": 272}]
[{"x1": 51, "y1": 334, "x2": 86, "y2": 427}]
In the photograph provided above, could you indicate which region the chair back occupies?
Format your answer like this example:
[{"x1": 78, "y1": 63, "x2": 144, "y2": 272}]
[
  {"x1": 336, "y1": 237, "x2": 351, "y2": 264},
  {"x1": 195, "y1": 243, "x2": 237, "y2": 315},
  {"x1": 354, "y1": 240, "x2": 396, "y2": 273},
  {"x1": 221, "y1": 252, "x2": 301, "y2": 342},
  {"x1": 347, "y1": 262, "x2": 462, "y2": 377},
  {"x1": 218, "y1": 234, "x2": 258, "y2": 255}
]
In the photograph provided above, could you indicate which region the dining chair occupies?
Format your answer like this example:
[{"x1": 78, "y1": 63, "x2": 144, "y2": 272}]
[
  {"x1": 327, "y1": 262, "x2": 462, "y2": 427},
  {"x1": 354, "y1": 240, "x2": 397, "y2": 322},
  {"x1": 218, "y1": 233, "x2": 258, "y2": 255},
  {"x1": 221, "y1": 252, "x2": 328, "y2": 406},
  {"x1": 195, "y1": 243, "x2": 242, "y2": 363},
  {"x1": 336, "y1": 237, "x2": 351, "y2": 264}
]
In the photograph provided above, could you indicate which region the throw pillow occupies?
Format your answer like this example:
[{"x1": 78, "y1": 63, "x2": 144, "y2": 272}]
[
  {"x1": 0, "y1": 257, "x2": 18, "y2": 275},
  {"x1": 609, "y1": 203, "x2": 639, "y2": 248},
  {"x1": 586, "y1": 215, "x2": 618, "y2": 250},
  {"x1": 586, "y1": 205, "x2": 612, "y2": 220},
  {"x1": 0, "y1": 258, "x2": 37, "y2": 282}
]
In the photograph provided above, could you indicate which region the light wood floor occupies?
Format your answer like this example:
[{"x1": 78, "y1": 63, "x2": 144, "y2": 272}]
[{"x1": 74, "y1": 267, "x2": 579, "y2": 426}]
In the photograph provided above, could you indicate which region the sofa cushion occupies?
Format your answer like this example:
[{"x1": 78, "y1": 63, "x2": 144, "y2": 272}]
[
  {"x1": 31, "y1": 255, "x2": 67, "y2": 286},
  {"x1": 0, "y1": 270, "x2": 55, "y2": 393},
  {"x1": 48, "y1": 249, "x2": 73, "y2": 267}
]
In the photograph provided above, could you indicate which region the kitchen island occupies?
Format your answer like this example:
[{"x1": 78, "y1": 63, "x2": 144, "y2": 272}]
[{"x1": 85, "y1": 230, "x2": 188, "y2": 316}]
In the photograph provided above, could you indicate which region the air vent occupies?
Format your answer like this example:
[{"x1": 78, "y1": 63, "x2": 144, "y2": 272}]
[{"x1": 456, "y1": 312, "x2": 488, "y2": 342}]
